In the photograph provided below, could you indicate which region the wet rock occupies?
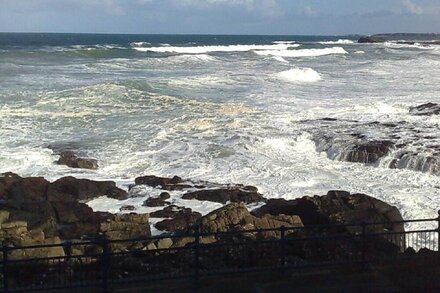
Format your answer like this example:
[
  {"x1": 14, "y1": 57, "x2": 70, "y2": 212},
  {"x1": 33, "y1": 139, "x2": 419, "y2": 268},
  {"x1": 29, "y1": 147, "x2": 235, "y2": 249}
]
[
  {"x1": 142, "y1": 197, "x2": 170, "y2": 207},
  {"x1": 120, "y1": 205, "x2": 136, "y2": 211},
  {"x1": 150, "y1": 205, "x2": 193, "y2": 218},
  {"x1": 358, "y1": 36, "x2": 385, "y2": 43},
  {"x1": 47, "y1": 176, "x2": 127, "y2": 201},
  {"x1": 57, "y1": 151, "x2": 98, "y2": 170},
  {"x1": 409, "y1": 103, "x2": 440, "y2": 116},
  {"x1": 182, "y1": 188, "x2": 264, "y2": 204},
  {"x1": 134, "y1": 175, "x2": 191, "y2": 190},
  {"x1": 344, "y1": 140, "x2": 394, "y2": 163},
  {"x1": 388, "y1": 151, "x2": 440, "y2": 175}
]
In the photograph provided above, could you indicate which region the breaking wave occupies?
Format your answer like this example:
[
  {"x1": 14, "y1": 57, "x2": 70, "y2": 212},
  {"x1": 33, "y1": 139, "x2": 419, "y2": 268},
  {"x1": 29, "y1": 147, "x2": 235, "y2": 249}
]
[
  {"x1": 276, "y1": 68, "x2": 321, "y2": 83},
  {"x1": 254, "y1": 47, "x2": 348, "y2": 58},
  {"x1": 133, "y1": 43, "x2": 300, "y2": 54}
]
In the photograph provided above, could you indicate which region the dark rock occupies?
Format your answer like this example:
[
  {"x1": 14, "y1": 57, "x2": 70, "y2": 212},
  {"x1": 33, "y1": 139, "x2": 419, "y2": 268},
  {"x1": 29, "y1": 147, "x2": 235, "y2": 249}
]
[
  {"x1": 0, "y1": 173, "x2": 49, "y2": 201},
  {"x1": 57, "y1": 151, "x2": 98, "y2": 170},
  {"x1": 0, "y1": 201, "x2": 58, "y2": 237},
  {"x1": 150, "y1": 205, "x2": 193, "y2": 218},
  {"x1": 182, "y1": 188, "x2": 264, "y2": 204},
  {"x1": 252, "y1": 198, "x2": 328, "y2": 226},
  {"x1": 358, "y1": 36, "x2": 385, "y2": 43},
  {"x1": 134, "y1": 175, "x2": 191, "y2": 190},
  {"x1": 409, "y1": 103, "x2": 440, "y2": 116},
  {"x1": 120, "y1": 205, "x2": 136, "y2": 211},
  {"x1": 344, "y1": 140, "x2": 394, "y2": 164},
  {"x1": 254, "y1": 190, "x2": 404, "y2": 236},
  {"x1": 159, "y1": 192, "x2": 171, "y2": 200},
  {"x1": 155, "y1": 209, "x2": 201, "y2": 232},
  {"x1": 142, "y1": 197, "x2": 170, "y2": 207},
  {"x1": 47, "y1": 176, "x2": 127, "y2": 201}
]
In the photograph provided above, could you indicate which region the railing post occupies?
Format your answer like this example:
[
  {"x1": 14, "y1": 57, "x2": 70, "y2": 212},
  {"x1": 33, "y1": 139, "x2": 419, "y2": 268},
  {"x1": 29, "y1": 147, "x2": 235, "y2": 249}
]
[
  {"x1": 361, "y1": 222, "x2": 367, "y2": 272},
  {"x1": 193, "y1": 226, "x2": 200, "y2": 290},
  {"x1": 2, "y1": 245, "x2": 9, "y2": 292},
  {"x1": 100, "y1": 239, "x2": 110, "y2": 293},
  {"x1": 280, "y1": 226, "x2": 286, "y2": 278},
  {"x1": 437, "y1": 210, "x2": 440, "y2": 253}
]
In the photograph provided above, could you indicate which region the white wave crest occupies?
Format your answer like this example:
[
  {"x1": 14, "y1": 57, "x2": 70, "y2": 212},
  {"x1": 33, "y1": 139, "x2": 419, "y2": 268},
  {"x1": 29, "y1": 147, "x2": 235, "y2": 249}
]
[
  {"x1": 133, "y1": 43, "x2": 300, "y2": 54},
  {"x1": 319, "y1": 39, "x2": 355, "y2": 45},
  {"x1": 276, "y1": 68, "x2": 321, "y2": 83},
  {"x1": 272, "y1": 56, "x2": 289, "y2": 63},
  {"x1": 255, "y1": 47, "x2": 348, "y2": 58}
]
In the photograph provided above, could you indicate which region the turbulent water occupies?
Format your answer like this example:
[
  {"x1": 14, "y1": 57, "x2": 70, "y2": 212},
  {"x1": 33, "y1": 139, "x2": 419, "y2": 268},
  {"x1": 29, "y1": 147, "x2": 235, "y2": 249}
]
[{"x1": 1, "y1": 33, "x2": 439, "y2": 223}]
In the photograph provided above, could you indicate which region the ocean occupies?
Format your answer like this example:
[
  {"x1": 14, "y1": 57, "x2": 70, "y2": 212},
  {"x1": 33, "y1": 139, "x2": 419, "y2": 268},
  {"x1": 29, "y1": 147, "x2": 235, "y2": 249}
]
[{"x1": 0, "y1": 33, "x2": 439, "y2": 226}]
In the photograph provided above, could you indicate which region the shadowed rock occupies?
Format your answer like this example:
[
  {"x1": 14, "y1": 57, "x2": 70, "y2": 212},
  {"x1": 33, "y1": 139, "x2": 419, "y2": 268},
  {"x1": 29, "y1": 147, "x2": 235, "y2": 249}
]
[
  {"x1": 134, "y1": 175, "x2": 192, "y2": 190},
  {"x1": 57, "y1": 151, "x2": 98, "y2": 170},
  {"x1": 47, "y1": 176, "x2": 127, "y2": 201},
  {"x1": 182, "y1": 188, "x2": 264, "y2": 204},
  {"x1": 344, "y1": 140, "x2": 394, "y2": 164}
]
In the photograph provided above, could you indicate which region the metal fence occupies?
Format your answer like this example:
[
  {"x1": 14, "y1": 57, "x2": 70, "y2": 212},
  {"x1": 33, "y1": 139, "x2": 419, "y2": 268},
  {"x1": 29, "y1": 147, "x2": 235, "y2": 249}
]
[{"x1": 1, "y1": 213, "x2": 439, "y2": 292}]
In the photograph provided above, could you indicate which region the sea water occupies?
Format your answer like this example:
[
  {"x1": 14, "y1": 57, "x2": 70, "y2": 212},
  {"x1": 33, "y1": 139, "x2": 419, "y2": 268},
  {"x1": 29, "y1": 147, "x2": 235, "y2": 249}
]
[{"x1": 0, "y1": 33, "x2": 439, "y2": 228}]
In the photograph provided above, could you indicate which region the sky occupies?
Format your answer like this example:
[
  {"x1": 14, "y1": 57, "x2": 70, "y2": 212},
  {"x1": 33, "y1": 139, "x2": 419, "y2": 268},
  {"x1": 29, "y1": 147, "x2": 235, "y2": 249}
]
[{"x1": 1, "y1": 0, "x2": 440, "y2": 35}]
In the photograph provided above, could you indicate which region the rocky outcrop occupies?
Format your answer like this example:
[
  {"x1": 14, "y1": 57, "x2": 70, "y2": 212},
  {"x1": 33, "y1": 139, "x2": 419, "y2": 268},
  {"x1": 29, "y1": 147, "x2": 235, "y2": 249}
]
[
  {"x1": 409, "y1": 103, "x2": 440, "y2": 116},
  {"x1": 254, "y1": 190, "x2": 404, "y2": 235},
  {"x1": 0, "y1": 210, "x2": 65, "y2": 260},
  {"x1": 47, "y1": 176, "x2": 127, "y2": 201},
  {"x1": 304, "y1": 118, "x2": 438, "y2": 175},
  {"x1": 99, "y1": 213, "x2": 151, "y2": 250},
  {"x1": 199, "y1": 203, "x2": 303, "y2": 239},
  {"x1": 182, "y1": 187, "x2": 264, "y2": 204},
  {"x1": 142, "y1": 192, "x2": 171, "y2": 207},
  {"x1": 134, "y1": 175, "x2": 191, "y2": 190},
  {"x1": 57, "y1": 151, "x2": 98, "y2": 170},
  {"x1": 153, "y1": 206, "x2": 201, "y2": 232},
  {"x1": 0, "y1": 173, "x2": 49, "y2": 201},
  {"x1": 344, "y1": 140, "x2": 394, "y2": 164},
  {"x1": 358, "y1": 36, "x2": 385, "y2": 43}
]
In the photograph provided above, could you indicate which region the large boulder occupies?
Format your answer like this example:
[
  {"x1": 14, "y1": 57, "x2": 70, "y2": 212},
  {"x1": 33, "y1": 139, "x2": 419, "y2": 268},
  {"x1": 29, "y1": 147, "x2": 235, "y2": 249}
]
[
  {"x1": 254, "y1": 190, "x2": 404, "y2": 234},
  {"x1": 182, "y1": 187, "x2": 264, "y2": 204},
  {"x1": 199, "y1": 203, "x2": 303, "y2": 238},
  {"x1": 154, "y1": 206, "x2": 201, "y2": 232},
  {"x1": 57, "y1": 151, "x2": 98, "y2": 170},
  {"x1": 0, "y1": 173, "x2": 49, "y2": 201},
  {"x1": 47, "y1": 176, "x2": 127, "y2": 201},
  {"x1": 134, "y1": 175, "x2": 191, "y2": 190}
]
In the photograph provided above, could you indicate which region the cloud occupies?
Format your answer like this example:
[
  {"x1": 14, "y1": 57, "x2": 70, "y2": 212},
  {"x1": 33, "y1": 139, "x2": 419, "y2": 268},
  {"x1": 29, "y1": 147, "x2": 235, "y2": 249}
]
[
  {"x1": 302, "y1": 6, "x2": 318, "y2": 17},
  {"x1": 401, "y1": 0, "x2": 423, "y2": 15}
]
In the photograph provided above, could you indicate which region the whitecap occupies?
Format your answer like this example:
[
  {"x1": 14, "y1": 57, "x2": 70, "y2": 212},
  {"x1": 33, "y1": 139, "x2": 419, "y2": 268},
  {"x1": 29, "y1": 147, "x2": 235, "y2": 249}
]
[
  {"x1": 319, "y1": 39, "x2": 355, "y2": 45},
  {"x1": 272, "y1": 56, "x2": 289, "y2": 63},
  {"x1": 133, "y1": 43, "x2": 300, "y2": 54},
  {"x1": 276, "y1": 68, "x2": 322, "y2": 83},
  {"x1": 255, "y1": 47, "x2": 348, "y2": 58}
]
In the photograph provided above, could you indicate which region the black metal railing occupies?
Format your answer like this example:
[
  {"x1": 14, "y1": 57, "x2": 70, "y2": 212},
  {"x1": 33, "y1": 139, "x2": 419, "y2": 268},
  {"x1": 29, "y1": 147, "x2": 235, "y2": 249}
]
[{"x1": 1, "y1": 212, "x2": 439, "y2": 292}]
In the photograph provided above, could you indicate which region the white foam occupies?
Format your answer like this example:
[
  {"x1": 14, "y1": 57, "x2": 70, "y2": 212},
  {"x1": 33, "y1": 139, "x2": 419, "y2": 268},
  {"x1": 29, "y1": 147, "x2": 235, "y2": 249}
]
[
  {"x1": 319, "y1": 39, "x2": 355, "y2": 45},
  {"x1": 354, "y1": 50, "x2": 365, "y2": 54},
  {"x1": 133, "y1": 43, "x2": 300, "y2": 54},
  {"x1": 272, "y1": 56, "x2": 289, "y2": 63},
  {"x1": 254, "y1": 47, "x2": 348, "y2": 57},
  {"x1": 276, "y1": 68, "x2": 322, "y2": 83}
]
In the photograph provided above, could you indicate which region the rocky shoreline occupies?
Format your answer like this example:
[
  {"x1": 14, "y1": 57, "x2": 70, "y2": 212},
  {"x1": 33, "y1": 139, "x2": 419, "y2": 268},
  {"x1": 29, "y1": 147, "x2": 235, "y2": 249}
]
[{"x1": 1, "y1": 171, "x2": 409, "y2": 260}]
